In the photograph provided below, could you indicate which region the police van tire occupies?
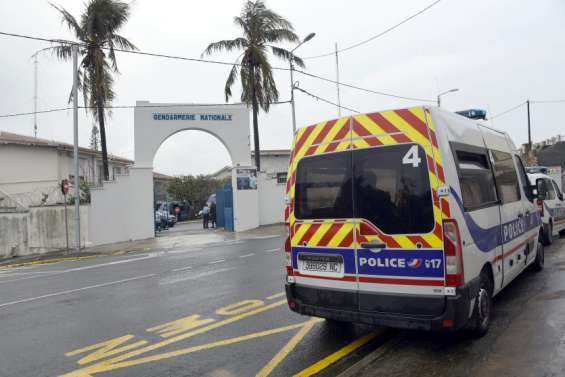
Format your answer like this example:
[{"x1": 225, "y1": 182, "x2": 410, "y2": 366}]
[
  {"x1": 543, "y1": 223, "x2": 553, "y2": 246},
  {"x1": 560, "y1": 229, "x2": 565, "y2": 237},
  {"x1": 532, "y1": 240, "x2": 545, "y2": 272},
  {"x1": 467, "y1": 272, "x2": 493, "y2": 337}
]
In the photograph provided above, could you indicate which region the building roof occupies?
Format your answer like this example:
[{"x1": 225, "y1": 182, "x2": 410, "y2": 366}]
[
  {"x1": 538, "y1": 141, "x2": 565, "y2": 167},
  {"x1": 0, "y1": 131, "x2": 133, "y2": 164},
  {"x1": 251, "y1": 149, "x2": 291, "y2": 156},
  {"x1": 153, "y1": 172, "x2": 175, "y2": 180}
]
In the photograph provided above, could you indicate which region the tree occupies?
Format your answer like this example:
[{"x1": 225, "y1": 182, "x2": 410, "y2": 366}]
[
  {"x1": 202, "y1": 0, "x2": 304, "y2": 171},
  {"x1": 51, "y1": 0, "x2": 137, "y2": 181},
  {"x1": 167, "y1": 175, "x2": 228, "y2": 215}
]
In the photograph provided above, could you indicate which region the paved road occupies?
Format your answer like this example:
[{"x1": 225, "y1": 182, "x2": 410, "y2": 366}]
[
  {"x1": 343, "y1": 235, "x2": 565, "y2": 377},
  {"x1": 0, "y1": 232, "x2": 376, "y2": 377}
]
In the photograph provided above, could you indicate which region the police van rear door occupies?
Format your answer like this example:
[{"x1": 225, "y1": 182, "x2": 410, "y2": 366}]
[
  {"x1": 351, "y1": 108, "x2": 448, "y2": 316},
  {"x1": 289, "y1": 117, "x2": 358, "y2": 311}
]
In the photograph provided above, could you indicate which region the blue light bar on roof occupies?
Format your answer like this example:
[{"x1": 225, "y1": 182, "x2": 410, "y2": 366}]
[{"x1": 456, "y1": 109, "x2": 487, "y2": 120}]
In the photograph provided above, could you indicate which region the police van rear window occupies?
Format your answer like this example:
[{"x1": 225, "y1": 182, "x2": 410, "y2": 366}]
[
  {"x1": 295, "y1": 152, "x2": 353, "y2": 219},
  {"x1": 295, "y1": 144, "x2": 435, "y2": 234}
]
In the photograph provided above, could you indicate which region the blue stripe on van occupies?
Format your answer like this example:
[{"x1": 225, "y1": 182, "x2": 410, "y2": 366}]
[
  {"x1": 450, "y1": 188, "x2": 541, "y2": 253},
  {"x1": 291, "y1": 247, "x2": 444, "y2": 278}
]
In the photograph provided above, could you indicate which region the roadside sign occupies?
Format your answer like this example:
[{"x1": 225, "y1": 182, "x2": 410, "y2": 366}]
[{"x1": 61, "y1": 179, "x2": 70, "y2": 195}]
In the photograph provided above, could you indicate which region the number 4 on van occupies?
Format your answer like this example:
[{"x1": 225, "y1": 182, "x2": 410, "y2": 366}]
[{"x1": 402, "y1": 145, "x2": 421, "y2": 167}]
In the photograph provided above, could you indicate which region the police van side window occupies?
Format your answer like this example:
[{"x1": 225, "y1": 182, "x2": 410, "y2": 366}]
[
  {"x1": 454, "y1": 149, "x2": 498, "y2": 211},
  {"x1": 491, "y1": 150, "x2": 521, "y2": 203},
  {"x1": 552, "y1": 181, "x2": 563, "y2": 200},
  {"x1": 514, "y1": 155, "x2": 535, "y2": 202},
  {"x1": 546, "y1": 179, "x2": 557, "y2": 200}
]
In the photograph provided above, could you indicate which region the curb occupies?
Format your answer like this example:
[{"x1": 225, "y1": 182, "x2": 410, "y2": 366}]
[
  {"x1": 0, "y1": 255, "x2": 99, "y2": 269},
  {"x1": 336, "y1": 330, "x2": 401, "y2": 377}
]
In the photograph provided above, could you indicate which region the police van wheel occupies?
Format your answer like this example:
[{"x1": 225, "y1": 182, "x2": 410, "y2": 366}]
[
  {"x1": 532, "y1": 240, "x2": 545, "y2": 272},
  {"x1": 543, "y1": 224, "x2": 553, "y2": 246},
  {"x1": 468, "y1": 272, "x2": 493, "y2": 337}
]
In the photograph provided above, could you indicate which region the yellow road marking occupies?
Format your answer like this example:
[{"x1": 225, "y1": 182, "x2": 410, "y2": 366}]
[
  {"x1": 0, "y1": 255, "x2": 98, "y2": 270},
  {"x1": 266, "y1": 292, "x2": 285, "y2": 300},
  {"x1": 65, "y1": 335, "x2": 148, "y2": 366},
  {"x1": 62, "y1": 299, "x2": 287, "y2": 376},
  {"x1": 256, "y1": 318, "x2": 322, "y2": 377},
  {"x1": 147, "y1": 314, "x2": 215, "y2": 338},
  {"x1": 293, "y1": 328, "x2": 386, "y2": 377},
  {"x1": 61, "y1": 319, "x2": 311, "y2": 377},
  {"x1": 216, "y1": 300, "x2": 264, "y2": 316}
]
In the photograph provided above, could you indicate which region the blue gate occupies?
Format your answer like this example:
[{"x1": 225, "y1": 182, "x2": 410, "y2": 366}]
[{"x1": 215, "y1": 184, "x2": 234, "y2": 231}]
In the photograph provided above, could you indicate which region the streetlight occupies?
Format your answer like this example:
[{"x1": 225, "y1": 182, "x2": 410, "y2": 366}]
[
  {"x1": 290, "y1": 32, "x2": 316, "y2": 135},
  {"x1": 437, "y1": 88, "x2": 459, "y2": 107}
]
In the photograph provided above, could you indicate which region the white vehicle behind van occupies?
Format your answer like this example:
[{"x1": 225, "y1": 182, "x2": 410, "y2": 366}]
[
  {"x1": 284, "y1": 106, "x2": 543, "y2": 336},
  {"x1": 528, "y1": 172, "x2": 565, "y2": 244}
]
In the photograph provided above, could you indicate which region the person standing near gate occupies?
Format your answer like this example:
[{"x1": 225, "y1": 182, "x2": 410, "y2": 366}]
[
  {"x1": 202, "y1": 204, "x2": 210, "y2": 229},
  {"x1": 210, "y1": 202, "x2": 217, "y2": 229}
]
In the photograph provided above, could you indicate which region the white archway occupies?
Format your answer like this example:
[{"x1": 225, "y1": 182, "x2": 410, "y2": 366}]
[{"x1": 88, "y1": 102, "x2": 260, "y2": 245}]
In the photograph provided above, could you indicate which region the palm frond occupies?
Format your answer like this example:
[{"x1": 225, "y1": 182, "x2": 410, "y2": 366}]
[
  {"x1": 50, "y1": 44, "x2": 74, "y2": 61},
  {"x1": 269, "y1": 46, "x2": 305, "y2": 67},
  {"x1": 112, "y1": 33, "x2": 137, "y2": 51},
  {"x1": 263, "y1": 29, "x2": 299, "y2": 44},
  {"x1": 224, "y1": 64, "x2": 239, "y2": 102},
  {"x1": 50, "y1": 2, "x2": 85, "y2": 40},
  {"x1": 201, "y1": 38, "x2": 247, "y2": 57}
]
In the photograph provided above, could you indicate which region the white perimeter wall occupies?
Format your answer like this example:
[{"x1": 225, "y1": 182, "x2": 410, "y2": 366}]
[
  {"x1": 0, "y1": 205, "x2": 89, "y2": 258},
  {"x1": 257, "y1": 172, "x2": 285, "y2": 225}
]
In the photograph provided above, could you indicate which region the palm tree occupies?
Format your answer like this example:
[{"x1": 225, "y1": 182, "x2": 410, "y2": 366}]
[
  {"x1": 203, "y1": 0, "x2": 304, "y2": 171},
  {"x1": 51, "y1": 0, "x2": 137, "y2": 181}
]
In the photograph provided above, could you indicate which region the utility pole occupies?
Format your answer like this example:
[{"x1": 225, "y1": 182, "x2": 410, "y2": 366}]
[
  {"x1": 527, "y1": 99, "x2": 532, "y2": 152},
  {"x1": 33, "y1": 54, "x2": 38, "y2": 138},
  {"x1": 290, "y1": 32, "x2": 316, "y2": 135},
  {"x1": 335, "y1": 43, "x2": 341, "y2": 117},
  {"x1": 72, "y1": 45, "x2": 81, "y2": 252},
  {"x1": 290, "y1": 58, "x2": 297, "y2": 135}
]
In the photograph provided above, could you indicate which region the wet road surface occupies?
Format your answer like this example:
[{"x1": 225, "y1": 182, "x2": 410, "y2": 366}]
[
  {"x1": 343, "y1": 235, "x2": 565, "y2": 377},
  {"x1": 0, "y1": 231, "x2": 377, "y2": 377}
]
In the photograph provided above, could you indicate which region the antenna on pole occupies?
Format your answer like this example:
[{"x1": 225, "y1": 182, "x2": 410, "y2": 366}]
[
  {"x1": 33, "y1": 53, "x2": 38, "y2": 138},
  {"x1": 335, "y1": 43, "x2": 341, "y2": 117}
]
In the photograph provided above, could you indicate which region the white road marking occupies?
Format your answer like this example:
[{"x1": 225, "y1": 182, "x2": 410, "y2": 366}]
[
  {"x1": 208, "y1": 259, "x2": 226, "y2": 265},
  {"x1": 160, "y1": 267, "x2": 235, "y2": 285},
  {"x1": 0, "y1": 274, "x2": 155, "y2": 309},
  {"x1": 264, "y1": 248, "x2": 280, "y2": 253},
  {"x1": 172, "y1": 266, "x2": 193, "y2": 272},
  {"x1": 0, "y1": 255, "x2": 155, "y2": 284},
  {"x1": 239, "y1": 253, "x2": 255, "y2": 258}
]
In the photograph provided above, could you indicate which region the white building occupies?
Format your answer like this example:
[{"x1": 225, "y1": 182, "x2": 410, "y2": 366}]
[
  {"x1": 211, "y1": 149, "x2": 290, "y2": 184},
  {"x1": 0, "y1": 131, "x2": 132, "y2": 207}
]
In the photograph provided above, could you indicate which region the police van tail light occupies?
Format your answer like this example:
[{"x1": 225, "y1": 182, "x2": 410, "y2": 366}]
[
  {"x1": 443, "y1": 219, "x2": 464, "y2": 287},
  {"x1": 284, "y1": 224, "x2": 294, "y2": 277},
  {"x1": 537, "y1": 199, "x2": 544, "y2": 217}
]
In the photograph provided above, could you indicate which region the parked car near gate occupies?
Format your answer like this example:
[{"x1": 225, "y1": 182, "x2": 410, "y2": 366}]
[
  {"x1": 528, "y1": 172, "x2": 565, "y2": 245},
  {"x1": 284, "y1": 106, "x2": 543, "y2": 336}
]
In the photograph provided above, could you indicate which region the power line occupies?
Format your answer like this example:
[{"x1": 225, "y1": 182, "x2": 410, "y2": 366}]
[
  {"x1": 1, "y1": 30, "x2": 434, "y2": 104},
  {"x1": 294, "y1": 69, "x2": 434, "y2": 102},
  {"x1": 294, "y1": 87, "x2": 360, "y2": 113},
  {"x1": 0, "y1": 101, "x2": 291, "y2": 119},
  {"x1": 531, "y1": 99, "x2": 565, "y2": 104},
  {"x1": 303, "y1": 0, "x2": 444, "y2": 60},
  {"x1": 0, "y1": 31, "x2": 278, "y2": 70},
  {"x1": 490, "y1": 101, "x2": 526, "y2": 120}
]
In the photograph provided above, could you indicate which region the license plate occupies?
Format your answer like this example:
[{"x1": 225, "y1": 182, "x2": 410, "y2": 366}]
[{"x1": 297, "y1": 253, "x2": 343, "y2": 278}]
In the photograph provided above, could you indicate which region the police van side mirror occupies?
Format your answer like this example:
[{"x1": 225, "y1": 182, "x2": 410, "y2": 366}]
[{"x1": 536, "y1": 179, "x2": 547, "y2": 201}]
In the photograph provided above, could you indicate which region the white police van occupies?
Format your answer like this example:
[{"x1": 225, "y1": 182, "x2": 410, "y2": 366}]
[
  {"x1": 528, "y1": 172, "x2": 565, "y2": 244},
  {"x1": 284, "y1": 107, "x2": 543, "y2": 336}
]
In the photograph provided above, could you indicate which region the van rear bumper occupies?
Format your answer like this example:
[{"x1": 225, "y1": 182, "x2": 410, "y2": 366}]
[{"x1": 285, "y1": 279, "x2": 479, "y2": 331}]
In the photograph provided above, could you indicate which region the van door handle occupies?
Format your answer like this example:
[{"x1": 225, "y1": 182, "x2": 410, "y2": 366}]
[{"x1": 361, "y1": 241, "x2": 387, "y2": 250}]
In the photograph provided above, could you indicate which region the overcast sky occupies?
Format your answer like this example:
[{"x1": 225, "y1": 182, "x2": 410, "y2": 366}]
[{"x1": 1, "y1": 0, "x2": 564, "y2": 176}]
